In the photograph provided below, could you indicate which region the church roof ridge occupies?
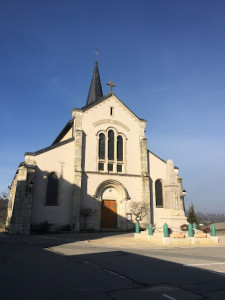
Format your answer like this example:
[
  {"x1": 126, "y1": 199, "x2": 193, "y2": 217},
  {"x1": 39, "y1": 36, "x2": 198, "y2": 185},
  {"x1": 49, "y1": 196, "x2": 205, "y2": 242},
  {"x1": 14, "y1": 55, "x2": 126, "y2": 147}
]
[
  {"x1": 148, "y1": 150, "x2": 167, "y2": 163},
  {"x1": 86, "y1": 60, "x2": 103, "y2": 105},
  {"x1": 25, "y1": 138, "x2": 74, "y2": 157},
  {"x1": 82, "y1": 92, "x2": 113, "y2": 110},
  {"x1": 81, "y1": 92, "x2": 146, "y2": 122}
]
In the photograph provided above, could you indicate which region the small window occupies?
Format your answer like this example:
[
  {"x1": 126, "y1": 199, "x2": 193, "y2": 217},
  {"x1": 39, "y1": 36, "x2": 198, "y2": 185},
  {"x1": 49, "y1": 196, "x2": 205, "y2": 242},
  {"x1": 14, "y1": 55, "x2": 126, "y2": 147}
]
[
  {"x1": 46, "y1": 172, "x2": 58, "y2": 206},
  {"x1": 108, "y1": 163, "x2": 113, "y2": 172},
  {"x1": 110, "y1": 107, "x2": 113, "y2": 116},
  {"x1": 98, "y1": 162, "x2": 104, "y2": 171},
  {"x1": 155, "y1": 179, "x2": 163, "y2": 207},
  {"x1": 117, "y1": 164, "x2": 122, "y2": 173}
]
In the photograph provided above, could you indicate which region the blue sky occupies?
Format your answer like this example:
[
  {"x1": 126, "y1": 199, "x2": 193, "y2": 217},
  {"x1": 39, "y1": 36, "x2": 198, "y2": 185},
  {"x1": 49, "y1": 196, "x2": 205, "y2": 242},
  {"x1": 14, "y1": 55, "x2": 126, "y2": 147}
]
[{"x1": 0, "y1": 0, "x2": 225, "y2": 213}]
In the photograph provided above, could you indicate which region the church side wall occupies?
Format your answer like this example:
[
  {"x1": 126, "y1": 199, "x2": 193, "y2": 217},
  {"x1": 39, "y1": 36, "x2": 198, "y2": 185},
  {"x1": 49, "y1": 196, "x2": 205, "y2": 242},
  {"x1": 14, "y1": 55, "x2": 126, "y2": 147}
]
[
  {"x1": 149, "y1": 152, "x2": 167, "y2": 225},
  {"x1": 7, "y1": 171, "x2": 19, "y2": 226},
  {"x1": 30, "y1": 141, "x2": 74, "y2": 226},
  {"x1": 149, "y1": 152, "x2": 187, "y2": 228}
]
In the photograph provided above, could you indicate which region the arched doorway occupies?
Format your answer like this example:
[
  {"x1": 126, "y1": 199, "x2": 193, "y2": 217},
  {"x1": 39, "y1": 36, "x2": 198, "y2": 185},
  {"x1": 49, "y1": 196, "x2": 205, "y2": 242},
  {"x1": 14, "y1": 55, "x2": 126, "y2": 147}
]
[{"x1": 94, "y1": 180, "x2": 130, "y2": 230}]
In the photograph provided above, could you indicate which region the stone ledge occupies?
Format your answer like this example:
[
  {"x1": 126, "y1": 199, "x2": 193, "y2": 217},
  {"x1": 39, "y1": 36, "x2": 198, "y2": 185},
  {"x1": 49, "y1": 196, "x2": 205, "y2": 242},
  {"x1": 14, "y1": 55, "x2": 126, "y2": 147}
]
[
  {"x1": 134, "y1": 233, "x2": 219, "y2": 245},
  {"x1": 171, "y1": 233, "x2": 185, "y2": 238},
  {"x1": 194, "y1": 232, "x2": 207, "y2": 238}
]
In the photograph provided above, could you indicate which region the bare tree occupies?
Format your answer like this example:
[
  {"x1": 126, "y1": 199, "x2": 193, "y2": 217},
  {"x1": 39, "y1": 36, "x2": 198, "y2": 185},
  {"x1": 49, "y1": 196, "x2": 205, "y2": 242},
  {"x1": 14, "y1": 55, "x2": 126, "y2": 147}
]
[
  {"x1": 0, "y1": 189, "x2": 9, "y2": 199},
  {"x1": 80, "y1": 208, "x2": 96, "y2": 230},
  {"x1": 0, "y1": 191, "x2": 8, "y2": 229},
  {"x1": 130, "y1": 201, "x2": 149, "y2": 224}
]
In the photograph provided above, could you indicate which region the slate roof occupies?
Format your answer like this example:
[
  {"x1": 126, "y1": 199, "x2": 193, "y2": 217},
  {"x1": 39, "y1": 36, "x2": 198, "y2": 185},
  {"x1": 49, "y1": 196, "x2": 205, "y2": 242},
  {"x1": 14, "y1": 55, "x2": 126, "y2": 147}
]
[
  {"x1": 25, "y1": 138, "x2": 74, "y2": 156},
  {"x1": 86, "y1": 60, "x2": 103, "y2": 105}
]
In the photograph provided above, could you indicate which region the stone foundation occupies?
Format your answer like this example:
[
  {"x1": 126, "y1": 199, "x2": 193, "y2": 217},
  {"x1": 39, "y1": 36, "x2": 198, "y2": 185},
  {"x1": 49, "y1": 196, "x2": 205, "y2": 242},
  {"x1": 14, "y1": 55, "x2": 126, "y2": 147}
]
[{"x1": 135, "y1": 231, "x2": 219, "y2": 245}]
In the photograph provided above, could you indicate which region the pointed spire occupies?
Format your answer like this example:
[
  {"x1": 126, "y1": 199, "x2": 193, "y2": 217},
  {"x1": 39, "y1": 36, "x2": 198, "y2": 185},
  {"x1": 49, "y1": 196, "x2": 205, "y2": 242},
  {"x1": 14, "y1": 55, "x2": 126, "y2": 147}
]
[{"x1": 86, "y1": 60, "x2": 103, "y2": 105}]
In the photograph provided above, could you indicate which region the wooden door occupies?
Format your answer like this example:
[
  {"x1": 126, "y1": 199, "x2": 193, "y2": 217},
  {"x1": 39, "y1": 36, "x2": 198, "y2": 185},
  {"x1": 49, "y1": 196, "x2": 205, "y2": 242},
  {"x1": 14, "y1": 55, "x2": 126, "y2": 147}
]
[{"x1": 101, "y1": 200, "x2": 117, "y2": 228}]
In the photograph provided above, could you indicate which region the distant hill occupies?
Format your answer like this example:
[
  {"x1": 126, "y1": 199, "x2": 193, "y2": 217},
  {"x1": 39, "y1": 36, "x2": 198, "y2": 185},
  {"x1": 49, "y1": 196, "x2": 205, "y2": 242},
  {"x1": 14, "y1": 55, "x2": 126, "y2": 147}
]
[{"x1": 196, "y1": 212, "x2": 225, "y2": 225}]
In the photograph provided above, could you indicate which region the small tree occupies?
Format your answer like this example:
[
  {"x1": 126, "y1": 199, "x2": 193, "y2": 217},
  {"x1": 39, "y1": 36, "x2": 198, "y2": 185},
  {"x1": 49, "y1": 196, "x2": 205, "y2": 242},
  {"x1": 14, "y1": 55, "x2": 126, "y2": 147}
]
[
  {"x1": 187, "y1": 204, "x2": 199, "y2": 225},
  {"x1": 130, "y1": 201, "x2": 149, "y2": 224},
  {"x1": 80, "y1": 208, "x2": 96, "y2": 230}
]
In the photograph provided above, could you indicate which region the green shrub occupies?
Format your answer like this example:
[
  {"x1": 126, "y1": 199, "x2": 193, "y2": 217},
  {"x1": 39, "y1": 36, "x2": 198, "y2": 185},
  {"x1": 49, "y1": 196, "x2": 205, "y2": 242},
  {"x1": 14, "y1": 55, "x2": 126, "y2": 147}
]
[{"x1": 61, "y1": 224, "x2": 71, "y2": 231}]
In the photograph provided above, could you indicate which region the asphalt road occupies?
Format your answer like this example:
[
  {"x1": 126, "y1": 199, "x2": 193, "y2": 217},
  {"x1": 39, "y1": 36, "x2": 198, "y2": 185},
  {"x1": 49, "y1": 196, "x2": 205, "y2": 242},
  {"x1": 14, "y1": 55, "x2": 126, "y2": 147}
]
[{"x1": 0, "y1": 232, "x2": 225, "y2": 300}]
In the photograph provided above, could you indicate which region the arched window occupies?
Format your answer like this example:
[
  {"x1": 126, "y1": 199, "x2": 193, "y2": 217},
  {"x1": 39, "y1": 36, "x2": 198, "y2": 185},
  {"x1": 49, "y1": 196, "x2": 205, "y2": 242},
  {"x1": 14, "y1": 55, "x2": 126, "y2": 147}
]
[
  {"x1": 98, "y1": 133, "x2": 105, "y2": 159},
  {"x1": 97, "y1": 129, "x2": 125, "y2": 173},
  {"x1": 108, "y1": 130, "x2": 114, "y2": 160},
  {"x1": 155, "y1": 179, "x2": 163, "y2": 207},
  {"x1": 117, "y1": 135, "x2": 123, "y2": 161},
  {"x1": 46, "y1": 172, "x2": 58, "y2": 206}
]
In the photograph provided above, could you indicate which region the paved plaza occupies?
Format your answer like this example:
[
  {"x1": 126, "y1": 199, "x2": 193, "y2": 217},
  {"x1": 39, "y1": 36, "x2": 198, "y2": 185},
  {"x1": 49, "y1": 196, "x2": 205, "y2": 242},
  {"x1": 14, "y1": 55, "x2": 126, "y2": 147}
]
[{"x1": 1, "y1": 232, "x2": 225, "y2": 299}]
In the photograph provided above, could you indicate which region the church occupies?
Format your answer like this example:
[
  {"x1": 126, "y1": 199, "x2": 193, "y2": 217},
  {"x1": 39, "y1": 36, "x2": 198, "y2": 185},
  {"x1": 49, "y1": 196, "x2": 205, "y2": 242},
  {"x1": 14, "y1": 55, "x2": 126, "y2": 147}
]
[{"x1": 7, "y1": 61, "x2": 187, "y2": 235}]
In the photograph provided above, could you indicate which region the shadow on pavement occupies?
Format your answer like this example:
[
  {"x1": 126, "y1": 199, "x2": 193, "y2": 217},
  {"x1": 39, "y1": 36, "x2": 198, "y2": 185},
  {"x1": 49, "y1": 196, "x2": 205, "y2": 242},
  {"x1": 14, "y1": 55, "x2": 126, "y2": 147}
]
[{"x1": 0, "y1": 233, "x2": 225, "y2": 299}]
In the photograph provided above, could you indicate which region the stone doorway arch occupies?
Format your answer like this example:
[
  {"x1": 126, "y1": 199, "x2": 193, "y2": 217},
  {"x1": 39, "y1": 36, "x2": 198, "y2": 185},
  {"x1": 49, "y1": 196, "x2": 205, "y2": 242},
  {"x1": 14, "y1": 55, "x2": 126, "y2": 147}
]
[{"x1": 94, "y1": 180, "x2": 130, "y2": 230}]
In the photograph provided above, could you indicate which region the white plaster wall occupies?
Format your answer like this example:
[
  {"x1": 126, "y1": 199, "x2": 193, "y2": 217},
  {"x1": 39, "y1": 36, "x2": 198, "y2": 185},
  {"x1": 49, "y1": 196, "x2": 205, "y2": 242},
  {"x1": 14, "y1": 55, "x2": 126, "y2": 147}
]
[
  {"x1": 30, "y1": 141, "x2": 74, "y2": 225},
  {"x1": 149, "y1": 152, "x2": 167, "y2": 182},
  {"x1": 149, "y1": 151, "x2": 167, "y2": 224},
  {"x1": 81, "y1": 96, "x2": 144, "y2": 175}
]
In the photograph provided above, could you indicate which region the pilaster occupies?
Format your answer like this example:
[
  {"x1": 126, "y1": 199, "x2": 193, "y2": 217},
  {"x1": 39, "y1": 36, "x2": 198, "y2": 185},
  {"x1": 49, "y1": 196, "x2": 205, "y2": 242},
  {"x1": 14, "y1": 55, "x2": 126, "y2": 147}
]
[
  {"x1": 139, "y1": 120, "x2": 151, "y2": 224},
  {"x1": 72, "y1": 109, "x2": 83, "y2": 231},
  {"x1": 9, "y1": 164, "x2": 36, "y2": 235}
]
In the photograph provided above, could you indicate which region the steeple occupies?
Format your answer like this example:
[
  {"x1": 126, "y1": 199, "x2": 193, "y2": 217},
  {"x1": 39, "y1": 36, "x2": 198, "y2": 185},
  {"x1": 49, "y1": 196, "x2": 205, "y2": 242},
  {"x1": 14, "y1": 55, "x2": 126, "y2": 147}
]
[{"x1": 86, "y1": 60, "x2": 103, "y2": 105}]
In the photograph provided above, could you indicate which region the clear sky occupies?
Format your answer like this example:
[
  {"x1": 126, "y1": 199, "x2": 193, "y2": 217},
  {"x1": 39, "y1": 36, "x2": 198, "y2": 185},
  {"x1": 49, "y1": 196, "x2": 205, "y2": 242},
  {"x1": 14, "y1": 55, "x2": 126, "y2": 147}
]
[{"x1": 0, "y1": 0, "x2": 225, "y2": 213}]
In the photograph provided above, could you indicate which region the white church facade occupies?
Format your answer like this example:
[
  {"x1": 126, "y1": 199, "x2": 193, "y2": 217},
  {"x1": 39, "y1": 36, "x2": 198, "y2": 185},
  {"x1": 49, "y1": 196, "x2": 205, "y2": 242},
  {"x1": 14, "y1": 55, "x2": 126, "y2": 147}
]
[{"x1": 7, "y1": 61, "x2": 187, "y2": 235}]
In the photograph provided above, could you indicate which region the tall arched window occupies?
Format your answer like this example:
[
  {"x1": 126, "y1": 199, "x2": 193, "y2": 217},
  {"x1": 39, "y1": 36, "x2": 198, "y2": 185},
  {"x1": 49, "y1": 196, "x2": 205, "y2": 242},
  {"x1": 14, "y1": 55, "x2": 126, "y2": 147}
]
[
  {"x1": 117, "y1": 135, "x2": 123, "y2": 161},
  {"x1": 108, "y1": 130, "x2": 114, "y2": 160},
  {"x1": 98, "y1": 133, "x2": 105, "y2": 159},
  {"x1": 46, "y1": 172, "x2": 58, "y2": 206},
  {"x1": 155, "y1": 179, "x2": 163, "y2": 207},
  {"x1": 97, "y1": 129, "x2": 125, "y2": 173}
]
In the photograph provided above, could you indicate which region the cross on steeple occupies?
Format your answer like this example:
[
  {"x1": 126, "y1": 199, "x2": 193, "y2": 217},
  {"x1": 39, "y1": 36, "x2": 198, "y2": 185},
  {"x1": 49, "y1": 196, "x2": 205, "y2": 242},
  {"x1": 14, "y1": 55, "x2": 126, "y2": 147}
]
[
  {"x1": 95, "y1": 48, "x2": 99, "y2": 59},
  {"x1": 107, "y1": 79, "x2": 116, "y2": 92}
]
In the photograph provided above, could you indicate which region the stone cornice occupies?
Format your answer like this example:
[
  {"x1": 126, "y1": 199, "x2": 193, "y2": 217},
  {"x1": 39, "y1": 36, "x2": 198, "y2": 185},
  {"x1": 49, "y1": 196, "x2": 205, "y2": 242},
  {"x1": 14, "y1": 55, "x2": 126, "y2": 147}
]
[{"x1": 85, "y1": 171, "x2": 141, "y2": 178}]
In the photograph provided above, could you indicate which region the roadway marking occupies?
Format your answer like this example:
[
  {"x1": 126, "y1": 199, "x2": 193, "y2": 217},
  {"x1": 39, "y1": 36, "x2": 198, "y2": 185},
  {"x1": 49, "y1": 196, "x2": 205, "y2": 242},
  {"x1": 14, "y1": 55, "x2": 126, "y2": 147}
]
[
  {"x1": 162, "y1": 294, "x2": 176, "y2": 300},
  {"x1": 82, "y1": 260, "x2": 134, "y2": 282},
  {"x1": 185, "y1": 262, "x2": 225, "y2": 266},
  {"x1": 183, "y1": 263, "x2": 225, "y2": 277},
  {"x1": 34, "y1": 236, "x2": 57, "y2": 240}
]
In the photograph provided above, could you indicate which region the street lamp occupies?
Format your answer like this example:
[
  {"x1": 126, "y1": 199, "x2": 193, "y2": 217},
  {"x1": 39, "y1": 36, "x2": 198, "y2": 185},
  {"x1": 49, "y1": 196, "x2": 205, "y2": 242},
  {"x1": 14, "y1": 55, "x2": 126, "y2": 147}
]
[{"x1": 181, "y1": 189, "x2": 186, "y2": 212}]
